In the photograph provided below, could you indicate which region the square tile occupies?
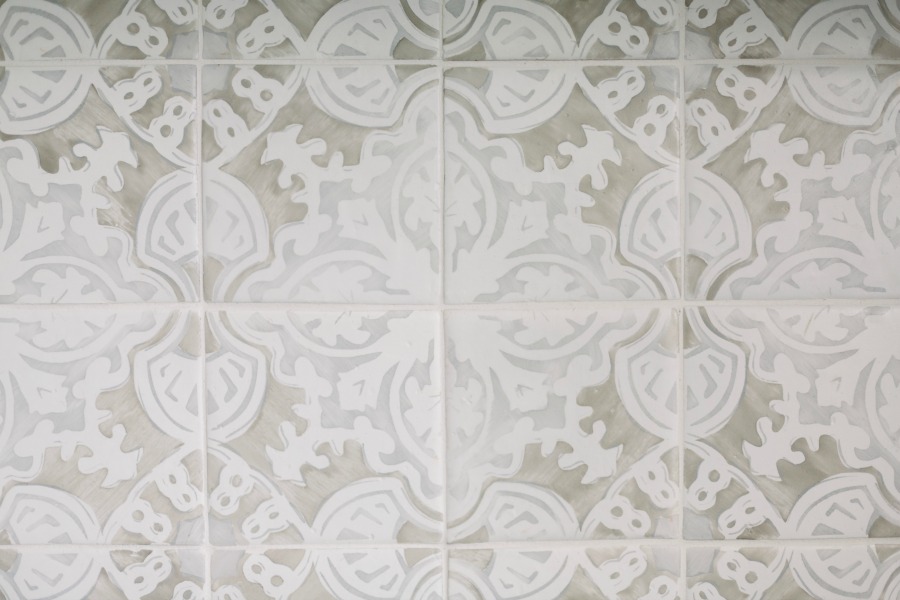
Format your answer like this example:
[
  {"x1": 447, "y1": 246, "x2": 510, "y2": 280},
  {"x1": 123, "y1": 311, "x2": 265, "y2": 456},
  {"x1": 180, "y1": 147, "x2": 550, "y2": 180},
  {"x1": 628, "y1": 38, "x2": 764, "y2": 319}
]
[
  {"x1": 206, "y1": 310, "x2": 442, "y2": 544},
  {"x1": 446, "y1": 309, "x2": 679, "y2": 542},
  {"x1": 685, "y1": 306, "x2": 900, "y2": 540},
  {"x1": 202, "y1": 65, "x2": 440, "y2": 303},
  {"x1": 686, "y1": 64, "x2": 900, "y2": 299},
  {"x1": 0, "y1": 66, "x2": 198, "y2": 303},
  {"x1": 686, "y1": 0, "x2": 900, "y2": 59},
  {"x1": 0, "y1": 0, "x2": 199, "y2": 60},
  {"x1": 0, "y1": 548, "x2": 205, "y2": 599},
  {"x1": 445, "y1": 66, "x2": 680, "y2": 303},
  {"x1": 0, "y1": 310, "x2": 203, "y2": 545},
  {"x1": 450, "y1": 546, "x2": 681, "y2": 599},
  {"x1": 687, "y1": 545, "x2": 900, "y2": 599},
  {"x1": 211, "y1": 549, "x2": 442, "y2": 599},
  {"x1": 202, "y1": 0, "x2": 438, "y2": 59},
  {"x1": 444, "y1": 0, "x2": 680, "y2": 60}
]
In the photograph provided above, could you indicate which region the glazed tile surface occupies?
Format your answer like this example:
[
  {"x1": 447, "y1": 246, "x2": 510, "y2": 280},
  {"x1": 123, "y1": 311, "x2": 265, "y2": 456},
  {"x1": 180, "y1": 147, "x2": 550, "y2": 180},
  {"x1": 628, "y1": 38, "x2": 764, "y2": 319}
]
[
  {"x1": 443, "y1": 0, "x2": 680, "y2": 59},
  {"x1": 686, "y1": 62, "x2": 900, "y2": 300},
  {"x1": 0, "y1": 0, "x2": 199, "y2": 60},
  {"x1": 0, "y1": 65, "x2": 198, "y2": 303},
  {"x1": 449, "y1": 546, "x2": 681, "y2": 599},
  {"x1": 211, "y1": 548, "x2": 442, "y2": 599},
  {"x1": 685, "y1": 306, "x2": 900, "y2": 540},
  {"x1": 0, "y1": 310, "x2": 204, "y2": 546},
  {"x1": 2, "y1": 1, "x2": 900, "y2": 600},
  {"x1": 0, "y1": 548, "x2": 206, "y2": 599},
  {"x1": 444, "y1": 66, "x2": 680, "y2": 302},
  {"x1": 445, "y1": 308, "x2": 679, "y2": 541},
  {"x1": 686, "y1": 545, "x2": 900, "y2": 599},
  {"x1": 686, "y1": 0, "x2": 900, "y2": 59},
  {"x1": 202, "y1": 65, "x2": 440, "y2": 303},
  {"x1": 202, "y1": 0, "x2": 439, "y2": 59},
  {"x1": 206, "y1": 310, "x2": 442, "y2": 544}
]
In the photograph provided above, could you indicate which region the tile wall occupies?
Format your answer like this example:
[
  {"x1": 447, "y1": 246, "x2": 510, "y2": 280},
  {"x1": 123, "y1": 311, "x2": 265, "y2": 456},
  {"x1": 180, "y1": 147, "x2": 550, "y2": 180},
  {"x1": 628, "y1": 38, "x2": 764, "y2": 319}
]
[{"x1": 0, "y1": 1, "x2": 899, "y2": 598}]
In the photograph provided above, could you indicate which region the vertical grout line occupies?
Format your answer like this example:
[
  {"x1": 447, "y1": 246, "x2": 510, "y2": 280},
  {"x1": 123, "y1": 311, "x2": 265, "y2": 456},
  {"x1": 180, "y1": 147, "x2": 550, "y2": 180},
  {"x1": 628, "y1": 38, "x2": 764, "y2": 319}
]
[
  {"x1": 439, "y1": 309, "x2": 450, "y2": 600},
  {"x1": 679, "y1": 307, "x2": 688, "y2": 599},
  {"x1": 438, "y1": 6, "x2": 450, "y2": 599},
  {"x1": 678, "y1": 1, "x2": 688, "y2": 597},
  {"x1": 194, "y1": 5, "x2": 212, "y2": 597}
]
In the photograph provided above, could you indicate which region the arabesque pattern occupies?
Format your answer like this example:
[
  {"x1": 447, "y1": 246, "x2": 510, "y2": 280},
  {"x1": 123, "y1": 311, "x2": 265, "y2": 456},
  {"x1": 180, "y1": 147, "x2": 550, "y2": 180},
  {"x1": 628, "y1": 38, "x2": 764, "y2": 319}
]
[{"x1": 0, "y1": 1, "x2": 898, "y2": 599}]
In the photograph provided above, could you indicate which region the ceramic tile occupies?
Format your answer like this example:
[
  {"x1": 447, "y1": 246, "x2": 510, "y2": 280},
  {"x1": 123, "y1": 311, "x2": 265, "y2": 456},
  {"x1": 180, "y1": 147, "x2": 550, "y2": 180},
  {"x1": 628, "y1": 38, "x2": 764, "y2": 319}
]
[
  {"x1": 444, "y1": 0, "x2": 680, "y2": 60},
  {"x1": 0, "y1": 65, "x2": 199, "y2": 303},
  {"x1": 0, "y1": 548, "x2": 205, "y2": 599},
  {"x1": 0, "y1": 310, "x2": 203, "y2": 545},
  {"x1": 206, "y1": 310, "x2": 442, "y2": 545},
  {"x1": 686, "y1": 63, "x2": 900, "y2": 300},
  {"x1": 202, "y1": 0, "x2": 438, "y2": 59},
  {"x1": 211, "y1": 548, "x2": 442, "y2": 599},
  {"x1": 446, "y1": 309, "x2": 679, "y2": 542},
  {"x1": 686, "y1": 0, "x2": 900, "y2": 59},
  {"x1": 685, "y1": 306, "x2": 900, "y2": 540},
  {"x1": 5, "y1": 3, "x2": 900, "y2": 598},
  {"x1": 450, "y1": 546, "x2": 682, "y2": 599},
  {"x1": 0, "y1": 0, "x2": 199, "y2": 60},
  {"x1": 687, "y1": 545, "x2": 900, "y2": 600},
  {"x1": 444, "y1": 66, "x2": 680, "y2": 303},
  {"x1": 202, "y1": 64, "x2": 440, "y2": 303}
]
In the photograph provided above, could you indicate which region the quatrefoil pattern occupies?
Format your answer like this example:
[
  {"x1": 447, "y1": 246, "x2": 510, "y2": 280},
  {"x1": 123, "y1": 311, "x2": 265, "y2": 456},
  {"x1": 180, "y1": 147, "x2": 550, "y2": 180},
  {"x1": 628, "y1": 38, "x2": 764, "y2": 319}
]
[{"x1": 1, "y1": 1, "x2": 900, "y2": 599}]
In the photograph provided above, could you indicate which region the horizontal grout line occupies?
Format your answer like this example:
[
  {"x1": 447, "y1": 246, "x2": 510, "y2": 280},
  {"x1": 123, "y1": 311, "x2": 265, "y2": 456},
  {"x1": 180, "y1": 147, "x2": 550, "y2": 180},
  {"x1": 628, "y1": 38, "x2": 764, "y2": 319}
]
[
  {"x1": 3, "y1": 538, "x2": 900, "y2": 552},
  {"x1": 448, "y1": 537, "x2": 900, "y2": 549},
  {"x1": 1, "y1": 298, "x2": 900, "y2": 312},
  {"x1": 1, "y1": 58, "x2": 899, "y2": 68}
]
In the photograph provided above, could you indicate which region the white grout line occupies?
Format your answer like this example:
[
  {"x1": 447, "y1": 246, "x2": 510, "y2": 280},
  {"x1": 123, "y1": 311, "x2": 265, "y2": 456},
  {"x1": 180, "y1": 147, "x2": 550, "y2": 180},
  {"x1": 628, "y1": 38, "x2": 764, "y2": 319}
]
[
  {"x1": 678, "y1": 5, "x2": 689, "y2": 597},
  {"x1": 2, "y1": 58, "x2": 900, "y2": 67},
  {"x1": 194, "y1": 9, "x2": 213, "y2": 598},
  {"x1": 2, "y1": 298, "x2": 900, "y2": 312},
  {"x1": 4, "y1": 537, "x2": 900, "y2": 552}
]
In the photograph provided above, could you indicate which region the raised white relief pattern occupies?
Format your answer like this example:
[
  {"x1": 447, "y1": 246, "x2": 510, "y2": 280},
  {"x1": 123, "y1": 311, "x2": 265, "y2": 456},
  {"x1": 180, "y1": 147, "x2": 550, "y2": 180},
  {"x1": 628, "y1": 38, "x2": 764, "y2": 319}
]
[{"x1": 0, "y1": 0, "x2": 898, "y2": 598}]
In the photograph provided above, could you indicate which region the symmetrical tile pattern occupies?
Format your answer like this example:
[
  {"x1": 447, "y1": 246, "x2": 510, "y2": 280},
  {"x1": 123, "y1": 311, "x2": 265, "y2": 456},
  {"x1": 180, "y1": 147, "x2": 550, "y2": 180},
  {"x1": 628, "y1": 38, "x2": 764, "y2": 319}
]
[
  {"x1": 446, "y1": 309, "x2": 679, "y2": 542},
  {"x1": 445, "y1": 65, "x2": 680, "y2": 302},
  {"x1": 685, "y1": 307, "x2": 900, "y2": 541},
  {"x1": 686, "y1": 62, "x2": 900, "y2": 300},
  {"x1": 0, "y1": 64, "x2": 198, "y2": 303},
  {"x1": 0, "y1": 310, "x2": 203, "y2": 542},
  {"x1": 1, "y1": 1, "x2": 899, "y2": 599},
  {"x1": 202, "y1": 64, "x2": 440, "y2": 303},
  {"x1": 206, "y1": 310, "x2": 442, "y2": 545}
]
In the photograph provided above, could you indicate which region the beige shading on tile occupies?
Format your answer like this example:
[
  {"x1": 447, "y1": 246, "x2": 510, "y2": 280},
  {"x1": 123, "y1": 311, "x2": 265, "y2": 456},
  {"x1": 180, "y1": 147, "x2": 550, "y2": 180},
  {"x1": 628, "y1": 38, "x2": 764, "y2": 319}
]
[
  {"x1": 446, "y1": 309, "x2": 679, "y2": 542},
  {"x1": 205, "y1": 310, "x2": 442, "y2": 545},
  {"x1": 0, "y1": 66, "x2": 199, "y2": 303},
  {"x1": 444, "y1": 65, "x2": 680, "y2": 303},
  {"x1": 686, "y1": 0, "x2": 900, "y2": 59},
  {"x1": 686, "y1": 63, "x2": 900, "y2": 300},
  {"x1": 685, "y1": 306, "x2": 900, "y2": 540},
  {"x1": 0, "y1": 310, "x2": 204, "y2": 545},
  {"x1": 687, "y1": 545, "x2": 900, "y2": 599},
  {"x1": 0, "y1": 0, "x2": 199, "y2": 60},
  {"x1": 0, "y1": 548, "x2": 205, "y2": 599},
  {"x1": 202, "y1": 0, "x2": 438, "y2": 59},
  {"x1": 211, "y1": 548, "x2": 442, "y2": 599},
  {"x1": 202, "y1": 64, "x2": 440, "y2": 303},
  {"x1": 450, "y1": 546, "x2": 681, "y2": 599},
  {"x1": 444, "y1": 0, "x2": 680, "y2": 60}
]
